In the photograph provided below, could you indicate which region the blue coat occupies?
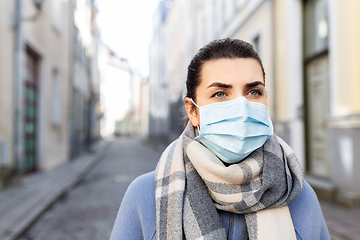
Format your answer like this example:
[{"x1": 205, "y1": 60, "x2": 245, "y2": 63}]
[{"x1": 110, "y1": 171, "x2": 330, "y2": 240}]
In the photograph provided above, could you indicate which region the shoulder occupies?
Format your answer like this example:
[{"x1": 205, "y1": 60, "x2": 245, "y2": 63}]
[
  {"x1": 289, "y1": 181, "x2": 330, "y2": 240},
  {"x1": 110, "y1": 171, "x2": 157, "y2": 240},
  {"x1": 122, "y1": 170, "x2": 156, "y2": 217},
  {"x1": 290, "y1": 181, "x2": 319, "y2": 211},
  {"x1": 126, "y1": 171, "x2": 156, "y2": 200}
]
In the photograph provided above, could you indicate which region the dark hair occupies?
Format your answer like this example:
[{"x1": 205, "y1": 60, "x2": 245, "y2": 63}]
[{"x1": 186, "y1": 38, "x2": 265, "y2": 101}]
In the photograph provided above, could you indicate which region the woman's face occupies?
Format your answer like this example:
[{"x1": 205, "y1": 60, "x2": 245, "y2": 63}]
[{"x1": 185, "y1": 58, "x2": 267, "y2": 127}]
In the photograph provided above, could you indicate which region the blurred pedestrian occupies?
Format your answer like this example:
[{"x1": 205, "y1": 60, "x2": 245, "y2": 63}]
[{"x1": 110, "y1": 38, "x2": 330, "y2": 240}]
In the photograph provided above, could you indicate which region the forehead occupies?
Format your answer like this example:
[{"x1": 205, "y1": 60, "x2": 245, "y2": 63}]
[{"x1": 200, "y1": 58, "x2": 264, "y2": 84}]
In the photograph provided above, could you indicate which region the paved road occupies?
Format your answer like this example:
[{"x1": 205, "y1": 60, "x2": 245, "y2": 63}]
[
  {"x1": 18, "y1": 136, "x2": 166, "y2": 240},
  {"x1": 15, "y1": 136, "x2": 360, "y2": 240}
]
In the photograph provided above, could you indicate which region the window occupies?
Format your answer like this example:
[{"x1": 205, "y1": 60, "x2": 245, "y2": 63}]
[
  {"x1": 304, "y1": 0, "x2": 329, "y2": 57},
  {"x1": 224, "y1": 0, "x2": 235, "y2": 24},
  {"x1": 50, "y1": 0, "x2": 63, "y2": 32},
  {"x1": 73, "y1": 27, "x2": 79, "y2": 59},
  {"x1": 236, "y1": 0, "x2": 249, "y2": 11},
  {"x1": 51, "y1": 68, "x2": 62, "y2": 126},
  {"x1": 252, "y1": 35, "x2": 260, "y2": 56},
  {"x1": 0, "y1": 140, "x2": 9, "y2": 167}
]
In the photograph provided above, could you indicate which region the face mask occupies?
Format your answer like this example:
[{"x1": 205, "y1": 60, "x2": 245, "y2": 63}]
[{"x1": 191, "y1": 96, "x2": 273, "y2": 164}]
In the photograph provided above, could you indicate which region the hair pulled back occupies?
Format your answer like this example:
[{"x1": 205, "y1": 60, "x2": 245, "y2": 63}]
[{"x1": 186, "y1": 38, "x2": 265, "y2": 101}]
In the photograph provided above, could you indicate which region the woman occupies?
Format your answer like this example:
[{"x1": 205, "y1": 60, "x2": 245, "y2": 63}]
[{"x1": 110, "y1": 38, "x2": 330, "y2": 240}]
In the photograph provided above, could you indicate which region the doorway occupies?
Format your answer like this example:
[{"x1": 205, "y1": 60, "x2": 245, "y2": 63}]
[
  {"x1": 303, "y1": 0, "x2": 330, "y2": 178},
  {"x1": 23, "y1": 47, "x2": 39, "y2": 173},
  {"x1": 305, "y1": 55, "x2": 330, "y2": 177}
]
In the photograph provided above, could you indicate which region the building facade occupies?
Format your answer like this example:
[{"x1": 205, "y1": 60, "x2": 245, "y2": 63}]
[
  {"x1": 98, "y1": 40, "x2": 148, "y2": 138},
  {"x1": 149, "y1": 0, "x2": 360, "y2": 206},
  {"x1": 98, "y1": 42, "x2": 133, "y2": 137},
  {"x1": 0, "y1": 0, "x2": 100, "y2": 189},
  {"x1": 69, "y1": 0, "x2": 100, "y2": 157},
  {"x1": 148, "y1": 0, "x2": 173, "y2": 140}
]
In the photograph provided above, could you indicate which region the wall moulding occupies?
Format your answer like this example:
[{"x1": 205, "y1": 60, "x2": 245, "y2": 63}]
[{"x1": 327, "y1": 115, "x2": 360, "y2": 129}]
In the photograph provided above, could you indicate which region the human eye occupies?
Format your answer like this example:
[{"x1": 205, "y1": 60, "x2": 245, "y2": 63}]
[
  {"x1": 211, "y1": 90, "x2": 227, "y2": 99},
  {"x1": 247, "y1": 88, "x2": 263, "y2": 97}
]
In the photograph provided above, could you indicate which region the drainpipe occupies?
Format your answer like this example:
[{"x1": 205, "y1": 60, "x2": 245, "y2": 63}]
[{"x1": 13, "y1": 0, "x2": 23, "y2": 173}]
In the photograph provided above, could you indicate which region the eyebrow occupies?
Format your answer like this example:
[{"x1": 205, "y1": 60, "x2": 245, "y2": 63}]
[
  {"x1": 244, "y1": 81, "x2": 265, "y2": 88},
  {"x1": 207, "y1": 82, "x2": 232, "y2": 89},
  {"x1": 206, "y1": 81, "x2": 265, "y2": 89}
]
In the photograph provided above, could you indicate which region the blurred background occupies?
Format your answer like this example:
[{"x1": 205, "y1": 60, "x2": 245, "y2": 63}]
[{"x1": 0, "y1": 0, "x2": 359, "y2": 239}]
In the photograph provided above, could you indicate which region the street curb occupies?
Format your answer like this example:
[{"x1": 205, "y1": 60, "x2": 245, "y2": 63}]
[{"x1": 2, "y1": 140, "x2": 111, "y2": 240}]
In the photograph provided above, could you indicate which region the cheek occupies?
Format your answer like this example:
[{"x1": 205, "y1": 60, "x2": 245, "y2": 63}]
[
  {"x1": 251, "y1": 96, "x2": 267, "y2": 106},
  {"x1": 262, "y1": 97, "x2": 268, "y2": 106}
]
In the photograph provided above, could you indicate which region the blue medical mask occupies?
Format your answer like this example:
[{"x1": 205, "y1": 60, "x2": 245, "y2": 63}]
[{"x1": 191, "y1": 96, "x2": 273, "y2": 164}]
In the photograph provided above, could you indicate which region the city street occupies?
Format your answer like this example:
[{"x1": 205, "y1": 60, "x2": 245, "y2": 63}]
[
  {"x1": 18, "y1": 137, "x2": 167, "y2": 240},
  {"x1": 12, "y1": 136, "x2": 360, "y2": 240},
  {"x1": 1, "y1": 1, "x2": 360, "y2": 240}
]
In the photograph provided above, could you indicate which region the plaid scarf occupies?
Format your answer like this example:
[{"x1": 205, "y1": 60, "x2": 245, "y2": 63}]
[{"x1": 155, "y1": 122, "x2": 303, "y2": 240}]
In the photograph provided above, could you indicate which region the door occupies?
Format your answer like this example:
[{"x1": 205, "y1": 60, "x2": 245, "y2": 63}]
[
  {"x1": 306, "y1": 55, "x2": 330, "y2": 178},
  {"x1": 304, "y1": 0, "x2": 330, "y2": 178},
  {"x1": 23, "y1": 49, "x2": 39, "y2": 172}
]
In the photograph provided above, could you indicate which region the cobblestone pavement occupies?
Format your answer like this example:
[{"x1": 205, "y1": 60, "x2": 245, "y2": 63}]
[
  {"x1": 18, "y1": 136, "x2": 166, "y2": 240},
  {"x1": 319, "y1": 200, "x2": 360, "y2": 240},
  {"x1": 14, "y1": 136, "x2": 360, "y2": 240}
]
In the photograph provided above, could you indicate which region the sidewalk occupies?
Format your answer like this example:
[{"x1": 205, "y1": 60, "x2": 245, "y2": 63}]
[
  {"x1": 0, "y1": 138, "x2": 359, "y2": 240},
  {"x1": 319, "y1": 199, "x2": 360, "y2": 240},
  {"x1": 0, "y1": 140, "x2": 110, "y2": 240}
]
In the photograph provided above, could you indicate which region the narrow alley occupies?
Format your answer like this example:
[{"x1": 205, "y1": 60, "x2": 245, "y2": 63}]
[
  {"x1": 8, "y1": 137, "x2": 166, "y2": 240},
  {"x1": 0, "y1": 136, "x2": 358, "y2": 240}
]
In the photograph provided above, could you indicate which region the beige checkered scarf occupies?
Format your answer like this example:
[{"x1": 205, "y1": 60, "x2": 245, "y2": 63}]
[{"x1": 155, "y1": 122, "x2": 303, "y2": 240}]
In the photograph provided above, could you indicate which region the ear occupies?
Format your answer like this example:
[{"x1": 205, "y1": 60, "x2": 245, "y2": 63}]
[{"x1": 184, "y1": 97, "x2": 200, "y2": 127}]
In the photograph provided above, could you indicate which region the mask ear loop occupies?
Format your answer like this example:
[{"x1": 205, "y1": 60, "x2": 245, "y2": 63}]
[
  {"x1": 190, "y1": 98, "x2": 200, "y2": 108},
  {"x1": 190, "y1": 98, "x2": 201, "y2": 136}
]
